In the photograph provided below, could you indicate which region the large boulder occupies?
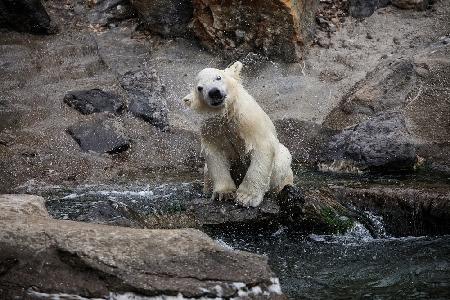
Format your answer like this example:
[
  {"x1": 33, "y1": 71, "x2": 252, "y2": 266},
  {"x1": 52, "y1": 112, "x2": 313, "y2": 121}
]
[
  {"x1": 192, "y1": 0, "x2": 318, "y2": 62},
  {"x1": 0, "y1": 0, "x2": 52, "y2": 34},
  {"x1": 406, "y1": 41, "x2": 450, "y2": 173},
  {"x1": 391, "y1": 0, "x2": 431, "y2": 10},
  {"x1": 88, "y1": 0, "x2": 137, "y2": 26},
  {"x1": 348, "y1": 0, "x2": 391, "y2": 18},
  {"x1": 67, "y1": 117, "x2": 131, "y2": 154},
  {"x1": 0, "y1": 194, "x2": 286, "y2": 299},
  {"x1": 63, "y1": 89, "x2": 125, "y2": 115},
  {"x1": 120, "y1": 69, "x2": 169, "y2": 130},
  {"x1": 324, "y1": 58, "x2": 416, "y2": 130},
  {"x1": 130, "y1": 0, "x2": 193, "y2": 37},
  {"x1": 320, "y1": 111, "x2": 417, "y2": 172},
  {"x1": 332, "y1": 186, "x2": 450, "y2": 236}
]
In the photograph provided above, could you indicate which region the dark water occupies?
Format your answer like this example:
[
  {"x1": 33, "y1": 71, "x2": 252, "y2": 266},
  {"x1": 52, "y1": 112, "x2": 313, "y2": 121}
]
[
  {"x1": 211, "y1": 226, "x2": 450, "y2": 299},
  {"x1": 30, "y1": 169, "x2": 450, "y2": 300}
]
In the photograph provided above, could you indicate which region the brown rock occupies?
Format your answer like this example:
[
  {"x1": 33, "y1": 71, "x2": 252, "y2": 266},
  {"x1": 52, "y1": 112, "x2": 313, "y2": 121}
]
[
  {"x1": 192, "y1": 0, "x2": 318, "y2": 62},
  {"x1": 0, "y1": 194, "x2": 286, "y2": 299}
]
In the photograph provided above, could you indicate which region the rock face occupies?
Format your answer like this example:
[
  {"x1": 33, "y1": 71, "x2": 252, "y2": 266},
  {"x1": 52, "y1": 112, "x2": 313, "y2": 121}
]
[
  {"x1": 88, "y1": 0, "x2": 137, "y2": 26},
  {"x1": 67, "y1": 117, "x2": 130, "y2": 154},
  {"x1": 120, "y1": 70, "x2": 169, "y2": 130},
  {"x1": 63, "y1": 89, "x2": 125, "y2": 115},
  {"x1": 320, "y1": 111, "x2": 417, "y2": 172},
  {"x1": 348, "y1": 0, "x2": 391, "y2": 18},
  {"x1": 0, "y1": 194, "x2": 285, "y2": 299},
  {"x1": 192, "y1": 0, "x2": 318, "y2": 62},
  {"x1": 324, "y1": 58, "x2": 416, "y2": 130},
  {"x1": 407, "y1": 41, "x2": 450, "y2": 173},
  {"x1": 0, "y1": 0, "x2": 52, "y2": 34},
  {"x1": 130, "y1": 0, "x2": 193, "y2": 36},
  {"x1": 391, "y1": 0, "x2": 430, "y2": 10},
  {"x1": 323, "y1": 41, "x2": 450, "y2": 173},
  {"x1": 332, "y1": 186, "x2": 450, "y2": 236}
]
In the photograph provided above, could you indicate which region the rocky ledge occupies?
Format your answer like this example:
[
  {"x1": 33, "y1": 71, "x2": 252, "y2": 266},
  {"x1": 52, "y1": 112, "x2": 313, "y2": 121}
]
[{"x1": 0, "y1": 194, "x2": 285, "y2": 299}]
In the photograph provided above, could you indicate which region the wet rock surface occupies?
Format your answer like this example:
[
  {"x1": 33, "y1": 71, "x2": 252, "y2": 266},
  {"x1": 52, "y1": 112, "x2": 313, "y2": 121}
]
[
  {"x1": 67, "y1": 117, "x2": 130, "y2": 154},
  {"x1": 332, "y1": 186, "x2": 450, "y2": 236},
  {"x1": 324, "y1": 58, "x2": 416, "y2": 129},
  {"x1": 348, "y1": 0, "x2": 391, "y2": 18},
  {"x1": 88, "y1": 0, "x2": 136, "y2": 26},
  {"x1": 391, "y1": 0, "x2": 431, "y2": 10},
  {"x1": 320, "y1": 111, "x2": 417, "y2": 172},
  {"x1": 192, "y1": 0, "x2": 317, "y2": 62},
  {"x1": 131, "y1": 0, "x2": 193, "y2": 37},
  {"x1": 120, "y1": 69, "x2": 169, "y2": 130},
  {"x1": 0, "y1": 0, "x2": 52, "y2": 34},
  {"x1": 63, "y1": 89, "x2": 125, "y2": 115},
  {"x1": 0, "y1": 194, "x2": 285, "y2": 299}
]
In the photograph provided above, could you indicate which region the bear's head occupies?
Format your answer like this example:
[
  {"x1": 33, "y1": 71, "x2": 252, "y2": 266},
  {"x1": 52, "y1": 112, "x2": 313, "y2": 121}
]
[{"x1": 183, "y1": 61, "x2": 243, "y2": 112}]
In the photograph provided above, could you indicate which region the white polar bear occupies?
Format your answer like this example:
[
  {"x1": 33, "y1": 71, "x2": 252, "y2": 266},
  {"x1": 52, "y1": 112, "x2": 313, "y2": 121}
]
[{"x1": 183, "y1": 61, "x2": 293, "y2": 207}]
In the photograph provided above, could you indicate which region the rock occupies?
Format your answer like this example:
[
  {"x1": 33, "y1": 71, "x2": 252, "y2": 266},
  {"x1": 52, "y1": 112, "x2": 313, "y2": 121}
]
[
  {"x1": 391, "y1": 0, "x2": 430, "y2": 10},
  {"x1": 0, "y1": 194, "x2": 285, "y2": 299},
  {"x1": 0, "y1": 194, "x2": 48, "y2": 217},
  {"x1": 348, "y1": 0, "x2": 391, "y2": 18},
  {"x1": 130, "y1": 0, "x2": 193, "y2": 37},
  {"x1": 192, "y1": 0, "x2": 318, "y2": 62},
  {"x1": 324, "y1": 58, "x2": 416, "y2": 129},
  {"x1": 332, "y1": 186, "x2": 450, "y2": 236},
  {"x1": 320, "y1": 111, "x2": 417, "y2": 172},
  {"x1": 406, "y1": 43, "x2": 450, "y2": 173},
  {"x1": 88, "y1": 0, "x2": 137, "y2": 26},
  {"x1": 120, "y1": 70, "x2": 169, "y2": 130},
  {"x1": 0, "y1": 0, "x2": 53, "y2": 34},
  {"x1": 63, "y1": 89, "x2": 125, "y2": 115},
  {"x1": 67, "y1": 117, "x2": 130, "y2": 154},
  {"x1": 44, "y1": 183, "x2": 356, "y2": 235}
]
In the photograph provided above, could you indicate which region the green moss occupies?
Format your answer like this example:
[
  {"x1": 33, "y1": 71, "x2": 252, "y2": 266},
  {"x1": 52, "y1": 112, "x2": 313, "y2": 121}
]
[{"x1": 320, "y1": 208, "x2": 354, "y2": 234}]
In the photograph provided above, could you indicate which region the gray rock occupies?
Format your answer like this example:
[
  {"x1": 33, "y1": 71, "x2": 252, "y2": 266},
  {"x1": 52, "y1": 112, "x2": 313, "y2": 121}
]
[
  {"x1": 130, "y1": 0, "x2": 193, "y2": 37},
  {"x1": 88, "y1": 0, "x2": 136, "y2": 26},
  {"x1": 67, "y1": 118, "x2": 130, "y2": 154},
  {"x1": 348, "y1": 0, "x2": 391, "y2": 18},
  {"x1": 324, "y1": 58, "x2": 416, "y2": 129},
  {"x1": 320, "y1": 111, "x2": 417, "y2": 172},
  {"x1": 0, "y1": 194, "x2": 285, "y2": 299},
  {"x1": 391, "y1": 0, "x2": 430, "y2": 10},
  {"x1": 0, "y1": 0, "x2": 53, "y2": 34},
  {"x1": 120, "y1": 70, "x2": 169, "y2": 130},
  {"x1": 63, "y1": 89, "x2": 125, "y2": 115},
  {"x1": 332, "y1": 186, "x2": 450, "y2": 236}
]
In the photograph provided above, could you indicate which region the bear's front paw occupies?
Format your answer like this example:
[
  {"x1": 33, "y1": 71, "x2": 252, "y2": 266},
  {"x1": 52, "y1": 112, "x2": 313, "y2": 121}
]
[
  {"x1": 211, "y1": 191, "x2": 236, "y2": 201},
  {"x1": 236, "y1": 190, "x2": 264, "y2": 208}
]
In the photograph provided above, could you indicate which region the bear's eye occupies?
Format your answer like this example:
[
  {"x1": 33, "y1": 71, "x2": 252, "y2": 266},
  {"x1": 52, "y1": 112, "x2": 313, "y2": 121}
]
[
  {"x1": 197, "y1": 86, "x2": 203, "y2": 92},
  {"x1": 216, "y1": 76, "x2": 221, "y2": 80}
]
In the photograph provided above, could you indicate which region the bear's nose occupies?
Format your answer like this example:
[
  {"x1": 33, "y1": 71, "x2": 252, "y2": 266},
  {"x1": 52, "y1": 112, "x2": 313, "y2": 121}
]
[{"x1": 208, "y1": 88, "x2": 223, "y2": 101}]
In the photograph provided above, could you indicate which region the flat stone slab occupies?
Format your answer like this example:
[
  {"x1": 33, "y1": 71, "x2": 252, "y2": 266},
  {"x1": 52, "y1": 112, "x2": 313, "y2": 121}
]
[
  {"x1": 0, "y1": 194, "x2": 285, "y2": 299},
  {"x1": 63, "y1": 89, "x2": 125, "y2": 115},
  {"x1": 67, "y1": 118, "x2": 130, "y2": 154}
]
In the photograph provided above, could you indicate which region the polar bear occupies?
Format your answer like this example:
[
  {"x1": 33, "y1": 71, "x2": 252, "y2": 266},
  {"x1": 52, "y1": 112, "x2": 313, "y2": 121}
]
[{"x1": 183, "y1": 61, "x2": 293, "y2": 207}]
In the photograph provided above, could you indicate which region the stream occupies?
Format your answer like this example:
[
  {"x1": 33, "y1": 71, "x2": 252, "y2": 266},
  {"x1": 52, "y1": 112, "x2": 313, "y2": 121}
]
[{"x1": 27, "y1": 169, "x2": 450, "y2": 299}]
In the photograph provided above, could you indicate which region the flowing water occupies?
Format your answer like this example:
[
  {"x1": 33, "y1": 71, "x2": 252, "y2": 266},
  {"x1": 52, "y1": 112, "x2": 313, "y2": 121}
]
[
  {"x1": 29, "y1": 169, "x2": 450, "y2": 300},
  {"x1": 210, "y1": 226, "x2": 450, "y2": 299}
]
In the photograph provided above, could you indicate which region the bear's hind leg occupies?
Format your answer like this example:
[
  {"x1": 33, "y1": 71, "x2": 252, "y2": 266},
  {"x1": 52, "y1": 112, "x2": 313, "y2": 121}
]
[{"x1": 270, "y1": 143, "x2": 294, "y2": 192}]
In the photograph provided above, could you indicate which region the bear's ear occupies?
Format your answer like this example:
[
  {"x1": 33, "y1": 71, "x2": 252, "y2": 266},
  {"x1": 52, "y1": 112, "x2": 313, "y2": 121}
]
[
  {"x1": 182, "y1": 92, "x2": 193, "y2": 107},
  {"x1": 225, "y1": 61, "x2": 243, "y2": 81}
]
